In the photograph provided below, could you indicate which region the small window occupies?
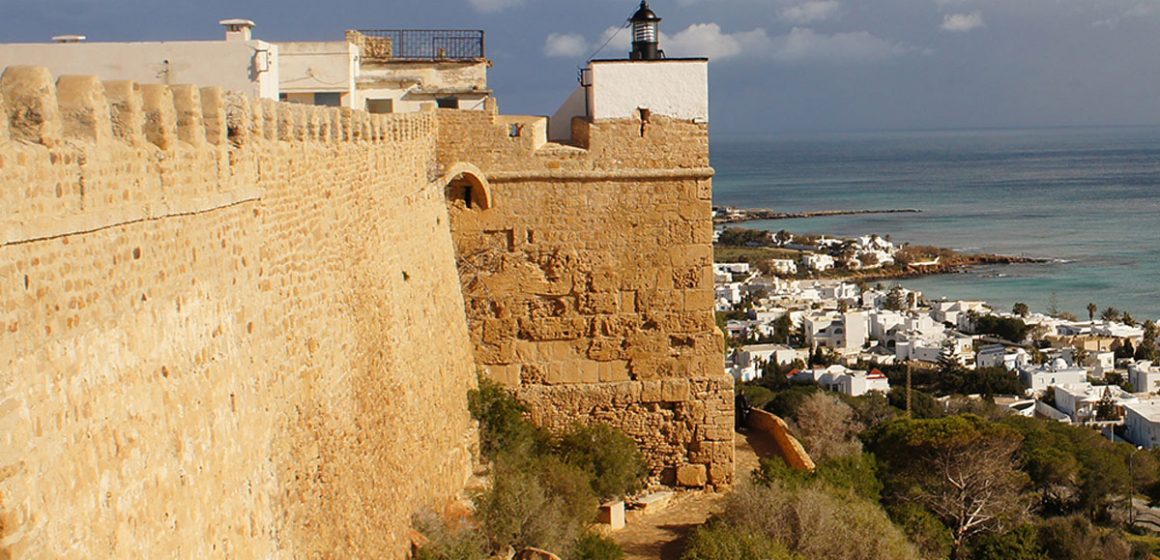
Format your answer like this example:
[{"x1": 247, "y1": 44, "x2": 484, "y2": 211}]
[
  {"x1": 366, "y1": 99, "x2": 394, "y2": 114},
  {"x1": 314, "y1": 92, "x2": 342, "y2": 107},
  {"x1": 437, "y1": 97, "x2": 460, "y2": 109}
]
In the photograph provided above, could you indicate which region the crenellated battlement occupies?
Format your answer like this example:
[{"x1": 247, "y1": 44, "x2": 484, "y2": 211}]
[
  {"x1": 1, "y1": 66, "x2": 436, "y2": 247},
  {"x1": 0, "y1": 65, "x2": 436, "y2": 151}
]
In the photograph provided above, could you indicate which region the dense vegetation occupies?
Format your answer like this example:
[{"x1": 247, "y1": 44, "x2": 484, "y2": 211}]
[
  {"x1": 690, "y1": 374, "x2": 1160, "y2": 560},
  {"x1": 414, "y1": 379, "x2": 646, "y2": 560}
]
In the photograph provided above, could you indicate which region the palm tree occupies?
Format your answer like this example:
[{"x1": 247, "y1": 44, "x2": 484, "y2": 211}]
[{"x1": 1087, "y1": 302, "x2": 1098, "y2": 322}]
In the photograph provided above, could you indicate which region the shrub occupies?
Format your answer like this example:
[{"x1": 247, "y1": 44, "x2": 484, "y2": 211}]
[
  {"x1": 1037, "y1": 515, "x2": 1132, "y2": 560},
  {"x1": 412, "y1": 510, "x2": 490, "y2": 560},
  {"x1": 474, "y1": 459, "x2": 587, "y2": 553},
  {"x1": 557, "y1": 423, "x2": 648, "y2": 500},
  {"x1": 969, "y1": 525, "x2": 1045, "y2": 560},
  {"x1": 886, "y1": 503, "x2": 953, "y2": 560},
  {"x1": 682, "y1": 522, "x2": 798, "y2": 560},
  {"x1": 571, "y1": 533, "x2": 626, "y2": 560},
  {"x1": 814, "y1": 453, "x2": 883, "y2": 503},
  {"x1": 792, "y1": 392, "x2": 864, "y2": 461},
  {"x1": 763, "y1": 385, "x2": 820, "y2": 419},
  {"x1": 737, "y1": 384, "x2": 776, "y2": 409},
  {"x1": 468, "y1": 378, "x2": 549, "y2": 459},
  {"x1": 721, "y1": 479, "x2": 921, "y2": 560}
]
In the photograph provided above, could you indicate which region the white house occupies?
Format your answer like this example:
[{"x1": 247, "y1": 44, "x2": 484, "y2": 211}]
[
  {"x1": 867, "y1": 310, "x2": 907, "y2": 343},
  {"x1": 977, "y1": 344, "x2": 1030, "y2": 371},
  {"x1": 1086, "y1": 351, "x2": 1116, "y2": 378},
  {"x1": 1018, "y1": 360, "x2": 1088, "y2": 395},
  {"x1": 714, "y1": 263, "x2": 752, "y2": 277},
  {"x1": 1053, "y1": 383, "x2": 1137, "y2": 424},
  {"x1": 801, "y1": 253, "x2": 835, "y2": 272},
  {"x1": 1124, "y1": 400, "x2": 1160, "y2": 449},
  {"x1": 769, "y1": 259, "x2": 798, "y2": 276},
  {"x1": 715, "y1": 283, "x2": 743, "y2": 306},
  {"x1": 808, "y1": 365, "x2": 891, "y2": 397},
  {"x1": 931, "y1": 300, "x2": 990, "y2": 331},
  {"x1": 1130, "y1": 361, "x2": 1160, "y2": 394},
  {"x1": 731, "y1": 344, "x2": 797, "y2": 382},
  {"x1": 805, "y1": 311, "x2": 869, "y2": 355}
]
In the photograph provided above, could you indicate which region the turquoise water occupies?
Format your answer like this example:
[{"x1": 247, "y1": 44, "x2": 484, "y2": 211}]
[{"x1": 710, "y1": 127, "x2": 1160, "y2": 319}]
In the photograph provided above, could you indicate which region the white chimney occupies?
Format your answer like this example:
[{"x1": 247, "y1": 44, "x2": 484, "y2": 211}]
[
  {"x1": 52, "y1": 35, "x2": 86, "y2": 44},
  {"x1": 219, "y1": 19, "x2": 256, "y2": 42}
]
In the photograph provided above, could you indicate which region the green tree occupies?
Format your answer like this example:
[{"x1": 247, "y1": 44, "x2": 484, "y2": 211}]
[
  {"x1": 885, "y1": 284, "x2": 907, "y2": 311},
  {"x1": 1122, "y1": 312, "x2": 1136, "y2": 327},
  {"x1": 1101, "y1": 306, "x2": 1121, "y2": 322},
  {"x1": 1115, "y1": 340, "x2": 1135, "y2": 361},
  {"x1": 973, "y1": 315, "x2": 1030, "y2": 343},
  {"x1": 1086, "y1": 303, "x2": 1098, "y2": 322},
  {"x1": 866, "y1": 416, "x2": 1030, "y2": 557},
  {"x1": 557, "y1": 423, "x2": 647, "y2": 501},
  {"x1": 1012, "y1": 302, "x2": 1030, "y2": 318},
  {"x1": 681, "y1": 523, "x2": 797, "y2": 560},
  {"x1": 970, "y1": 525, "x2": 1046, "y2": 560}
]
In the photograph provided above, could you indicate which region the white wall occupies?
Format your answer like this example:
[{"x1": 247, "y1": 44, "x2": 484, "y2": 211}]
[
  {"x1": 278, "y1": 41, "x2": 357, "y2": 106},
  {"x1": 0, "y1": 40, "x2": 279, "y2": 99},
  {"x1": 549, "y1": 86, "x2": 586, "y2": 142},
  {"x1": 587, "y1": 60, "x2": 708, "y2": 122}
]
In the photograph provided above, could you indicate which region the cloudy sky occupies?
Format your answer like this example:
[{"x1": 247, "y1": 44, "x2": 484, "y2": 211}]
[{"x1": 4, "y1": 0, "x2": 1160, "y2": 134}]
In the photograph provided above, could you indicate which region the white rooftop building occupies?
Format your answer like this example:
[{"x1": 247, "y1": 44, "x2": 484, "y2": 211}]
[
  {"x1": 796, "y1": 365, "x2": 891, "y2": 397},
  {"x1": 0, "y1": 19, "x2": 281, "y2": 99},
  {"x1": 1124, "y1": 400, "x2": 1160, "y2": 449},
  {"x1": 1053, "y1": 383, "x2": 1137, "y2": 424},
  {"x1": 977, "y1": 344, "x2": 1030, "y2": 371},
  {"x1": 1018, "y1": 360, "x2": 1087, "y2": 395},
  {"x1": 1130, "y1": 361, "x2": 1160, "y2": 395}
]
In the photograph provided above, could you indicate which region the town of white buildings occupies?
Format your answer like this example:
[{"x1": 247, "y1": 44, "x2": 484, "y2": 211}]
[{"x1": 717, "y1": 239, "x2": 1160, "y2": 450}]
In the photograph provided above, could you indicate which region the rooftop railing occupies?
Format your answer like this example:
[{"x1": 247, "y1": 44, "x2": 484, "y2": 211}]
[{"x1": 354, "y1": 29, "x2": 485, "y2": 61}]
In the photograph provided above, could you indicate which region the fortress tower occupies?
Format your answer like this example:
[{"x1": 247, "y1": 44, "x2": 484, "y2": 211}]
[{"x1": 442, "y1": 1, "x2": 731, "y2": 489}]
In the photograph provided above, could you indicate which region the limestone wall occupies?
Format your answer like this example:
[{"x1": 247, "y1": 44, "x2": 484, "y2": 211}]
[
  {"x1": 0, "y1": 66, "x2": 478, "y2": 558},
  {"x1": 747, "y1": 409, "x2": 816, "y2": 472},
  {"x1": 438, "y1": 109, "x2": 733, "y2": 488}
]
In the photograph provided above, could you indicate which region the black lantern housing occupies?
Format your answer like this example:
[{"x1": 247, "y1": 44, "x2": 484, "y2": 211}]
[{"x1": 630, "y1": 1, "x2": 663, "y2": 60}]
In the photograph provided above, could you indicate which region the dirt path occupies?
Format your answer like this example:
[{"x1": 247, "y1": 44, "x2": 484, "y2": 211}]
[{"x1": 612, "y1": 430, "x2": 772, "y2": 559}]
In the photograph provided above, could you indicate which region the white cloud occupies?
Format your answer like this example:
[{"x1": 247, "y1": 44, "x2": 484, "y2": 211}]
[
  {"x1": 769, "y1": 27, "x2": 916, "y2": 62},
  {"x1": 543, "y1": 32, "x2": 589, "y2": 58},
  {"x1": 780, "y1": 1, "x2": 842, "y2": 24},
  {"x1": 665, "y1": 23, "x2": 746, "y2": 60},
  {"x1": 940, "y1": 12, "x2": 985, "y2": 32},
  {"x1": 468, "y1": 0, "x2": 524, "y2": 13}
]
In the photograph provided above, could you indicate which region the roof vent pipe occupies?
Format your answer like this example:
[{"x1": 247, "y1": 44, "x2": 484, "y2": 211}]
[{"x1": 52, "y1": 35, "x2": 86, "y2": 44}]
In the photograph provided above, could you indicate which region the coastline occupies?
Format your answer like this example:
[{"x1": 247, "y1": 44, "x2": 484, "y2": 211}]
[{"x1": 714, "y1": 206, "x2": 922, "y2": 226}]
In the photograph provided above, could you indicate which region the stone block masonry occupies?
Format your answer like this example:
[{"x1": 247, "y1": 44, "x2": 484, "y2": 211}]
[
  {"x1": 0, "y1": 60, "x2": 734, "y2": 557},
  {"x1": 440, "y1": 109, "x2": 733, "y2": 488},
  {"x1": 0, "y1": 66, "x2": 478, "y2": 557}
]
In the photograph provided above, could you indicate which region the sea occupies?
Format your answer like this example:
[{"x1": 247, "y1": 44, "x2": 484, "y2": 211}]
[{"x1": 710, "y1": 126, "x2": 1160, "y2": 321}]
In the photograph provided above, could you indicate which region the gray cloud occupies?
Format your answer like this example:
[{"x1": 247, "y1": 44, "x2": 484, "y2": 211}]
[{"x1": 780, "y1": 1, "x2": 842, "y2": 24}]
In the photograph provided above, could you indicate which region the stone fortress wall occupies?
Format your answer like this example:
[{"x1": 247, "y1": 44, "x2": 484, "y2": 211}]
[
  {"x1": 0, "y1": 66, "x2": 479, "y2": 557},
  {"x1": 438, "y1": 109, "x2": 733, "y2": 489},
  {"x1": 0, "y1": 62, "x2": 731, "y2": 557}
]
